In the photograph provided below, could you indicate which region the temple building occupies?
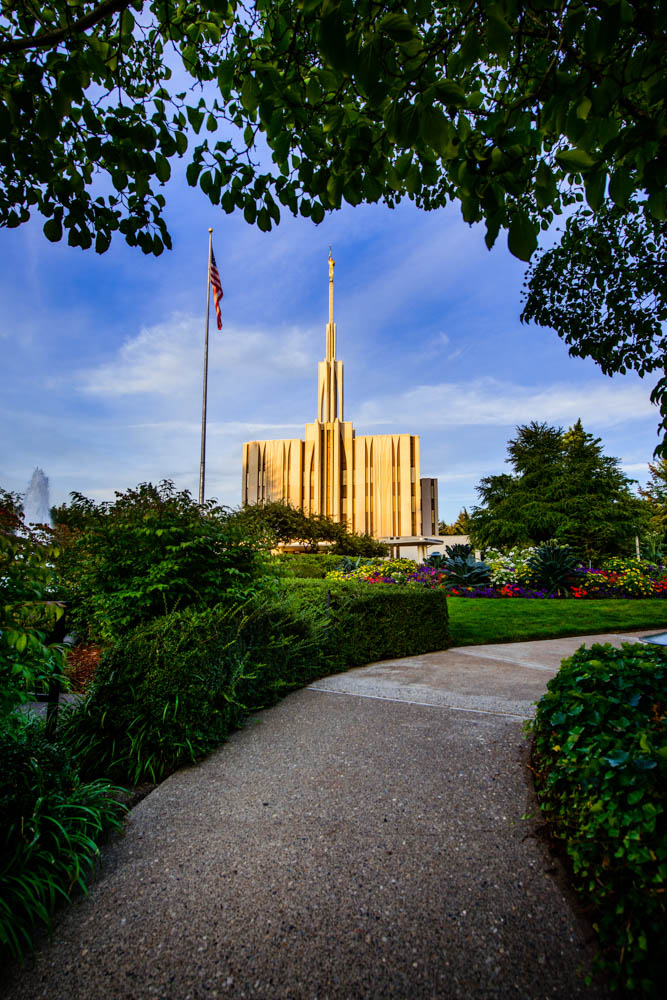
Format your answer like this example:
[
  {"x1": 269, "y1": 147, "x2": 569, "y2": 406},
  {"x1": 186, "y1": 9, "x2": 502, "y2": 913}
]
[{"x1": 242, "y1": 252, "x2": 439, "y2": 543}]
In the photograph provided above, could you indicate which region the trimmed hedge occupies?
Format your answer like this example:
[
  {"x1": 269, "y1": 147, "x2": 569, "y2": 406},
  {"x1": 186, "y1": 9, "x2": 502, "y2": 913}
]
[
  {"x1": 282, "y1": 578, "x2": 450, "y2": 663},
  {"x1": 60, "y1": 582, "x2": 448, "y2": 785},
  {"x1": 531, "y1": 643, "x2": 667, "y2": 996}
]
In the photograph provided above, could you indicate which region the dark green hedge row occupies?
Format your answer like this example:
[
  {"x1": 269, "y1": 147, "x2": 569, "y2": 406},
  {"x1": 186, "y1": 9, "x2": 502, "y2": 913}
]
[
  {"x1": 531, "y1": 642, "x2": 667, "y2": 996},
  {"x1": 61, "y1": 583, "x2": 449, "y2": 785},
  {"x1": 282, "y1": 578, "x2": 450, "y2": 663}
]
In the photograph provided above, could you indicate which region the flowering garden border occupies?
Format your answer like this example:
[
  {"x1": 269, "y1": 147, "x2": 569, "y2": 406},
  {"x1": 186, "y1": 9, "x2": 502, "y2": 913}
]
[{"x1": 326, "y1": 557, "x2": 667, "y2": 600}]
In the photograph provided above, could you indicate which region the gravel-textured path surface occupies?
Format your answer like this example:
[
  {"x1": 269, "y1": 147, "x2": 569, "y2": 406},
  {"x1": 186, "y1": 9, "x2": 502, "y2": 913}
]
[{"x1": 4, "y1": 632, "x2": 651, "y2": 999}]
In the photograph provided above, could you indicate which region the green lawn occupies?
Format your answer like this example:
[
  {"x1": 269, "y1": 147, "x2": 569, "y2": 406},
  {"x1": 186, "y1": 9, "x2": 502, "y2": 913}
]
[{"x1": 447, "y1": 597, "x2": 667, "y2": 647}]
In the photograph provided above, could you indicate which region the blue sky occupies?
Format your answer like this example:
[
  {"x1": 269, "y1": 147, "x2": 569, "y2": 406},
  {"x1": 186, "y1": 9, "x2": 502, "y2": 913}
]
[{"x1": 0, "y1": 175, "x2": 659, "y2": 524}]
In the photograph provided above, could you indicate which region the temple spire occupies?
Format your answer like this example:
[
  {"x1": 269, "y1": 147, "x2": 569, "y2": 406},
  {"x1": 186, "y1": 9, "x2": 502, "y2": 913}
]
[
  {"x1": 328, "y1": 246, "x2": 335, "y2": 328},
  {"x1": 318, "y1": 247, "x2": 343, "y2": 422}
]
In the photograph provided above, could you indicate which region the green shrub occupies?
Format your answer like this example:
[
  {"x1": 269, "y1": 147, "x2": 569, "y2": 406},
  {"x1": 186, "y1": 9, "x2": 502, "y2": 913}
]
[
  {"x1": 443, "y1": 554, "x2": 491, "y2": 589},
  {"x1": 530, "y1": 643, "x2": 667, "y2": 995},
  {"x1": 229, "y1": 501, "x2": 388, "y2": 555},
  {"x1": 55, "y1": 482, "x2": 270, "y2": 642},
  {"x1": 61, "y1": 582, "x2": 448, "y2": 785},
  {"x1": 525, "y1": 542, "x2": 577, "y2": 595},
  {"x1": 60, "y1": 597, "x2": 331, "y2": 784},
  {"x1": 0, "y1": 714, "x2": 126, "y2": 962},
  {"x1": 274, "y1": 553, "x2": 344, "y2": 578},
  {"x1": 0, "y1": 491, "x2": 68, "y2": 719},
  {"x1": 444, "y1": 543, "x2": 473, "y2": 559},
  {"x1": 282, "y1": 578, "x2": 450, "y2": 664}
]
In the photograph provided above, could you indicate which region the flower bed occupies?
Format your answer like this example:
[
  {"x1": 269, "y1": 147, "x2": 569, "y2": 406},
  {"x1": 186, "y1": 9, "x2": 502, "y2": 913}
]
[{"x1": 326, "y1": 554, "x2": 667, "y2": 599}]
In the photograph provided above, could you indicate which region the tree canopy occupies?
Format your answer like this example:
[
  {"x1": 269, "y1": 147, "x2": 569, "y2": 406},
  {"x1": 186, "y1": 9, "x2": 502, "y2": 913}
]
[
  {"x1": 1, "y1": 1, "x2": 664, "y2": 256},
  {"x1": 232, "y1": 500, "x2": 388, "y2": 554},
  {"x1": 468, "y1": 419, "x2": 645, "y2": 559},
  {"x1": 439, "y1": 508, "x2": 471, "y2": 535},
  {"x1": 521, "y1": 205, "x2": 667, "y2": 455},
  {"x1": 3, "y1": 2, "x2": 665, "y2": 448}
]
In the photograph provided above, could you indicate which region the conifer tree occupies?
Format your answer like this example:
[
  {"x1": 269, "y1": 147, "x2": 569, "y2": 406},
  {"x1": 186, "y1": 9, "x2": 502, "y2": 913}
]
[{"x1": 469, "y1": 420, "x2": 644, "y2": 560}]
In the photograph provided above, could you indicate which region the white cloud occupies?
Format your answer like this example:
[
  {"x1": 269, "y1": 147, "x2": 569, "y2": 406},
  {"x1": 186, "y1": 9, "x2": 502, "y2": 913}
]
[
  {"x1": 355, "y1": 376, "x2": 655, "y2": 431},
  {"x1": 78, "y1": 315, "x2": 316, "y2": 398}
]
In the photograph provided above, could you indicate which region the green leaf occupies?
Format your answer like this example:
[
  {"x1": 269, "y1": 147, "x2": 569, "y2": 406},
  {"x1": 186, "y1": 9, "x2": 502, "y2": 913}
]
[
  {"x1": 486, "y1": 5, "x2": 512, "y2": 61},
  {"x1": 507, "y1": 213, "x2": 538, "y2": 261},
  {"x1": 608, "y1": 168, "x2": 633, "y2": 209},
  {"x1": 186, "y1": 162, "x2": 201, "y2": 187},
  {"x1": 379, "y1": 13, "x2": 416, "y2": 42},
  {"x1": 43, "y1": 218, "x2": 63, "y2": 243},
  {"x1": 433, "y1": 79, "x2": 467, "y2": 107},
  {"x1": 576, "y1": 97, "x2": 592, "y2": 120},
  {"x1": 186, "y1": 106, "x2": 205, "y2": 134},
  {"x1": 605, "y1": 750, "x2": 629, "y2": 767},
  {"x1": 306, "y1": 77, "x2": 322, "y2": 104},
  {"x1": 317, "y1": 11, "x2": 349, "y2": 72},
  {"x1": 155, "y1": 155, "x2": 171, "y2": 183},
  {"x1": 241, "y1": 77, "x2": 259, "y2": 116},
  {"x1": 421, "y1": 107, "x2": 451, "y2": 154},
  {"x1": 584, "y1": 170, "x2": 607, "y2": 211},
  {"x1": 243, "y1": 201, "x2": 256, "y2": 224},
  {"x1": 310, "y1": 201, "x2": 325, "y2": 224},
  {"x1": 556, "y1": 148, "x2": 597, "y2": 172}
]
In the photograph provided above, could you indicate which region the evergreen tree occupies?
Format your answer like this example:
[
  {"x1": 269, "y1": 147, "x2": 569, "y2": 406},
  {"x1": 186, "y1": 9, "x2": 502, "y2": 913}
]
[
  {"x1": 638, "y1": 460, "x2": 667, "y2": 535},
  {"x1": 469, "y1": 420, "x2": 643, "y2": 560},
  {"x1": 439, "y1": 508, "x2": 471, "y2": 535},
  {"x1": 552, "y1": 420, "x2": 645, "y2": 559}
]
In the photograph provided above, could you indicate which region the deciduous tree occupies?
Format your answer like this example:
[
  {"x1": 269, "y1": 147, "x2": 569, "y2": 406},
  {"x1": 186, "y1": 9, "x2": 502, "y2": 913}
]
[{"x1": 521, "y1": 206, "x2": 667, "y2": 454}]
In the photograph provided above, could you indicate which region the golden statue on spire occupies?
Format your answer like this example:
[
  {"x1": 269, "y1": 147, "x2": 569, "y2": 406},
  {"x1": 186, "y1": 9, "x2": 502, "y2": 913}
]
[{"x1": 327, "y1": 246, "x2": 335, "y2": 330}]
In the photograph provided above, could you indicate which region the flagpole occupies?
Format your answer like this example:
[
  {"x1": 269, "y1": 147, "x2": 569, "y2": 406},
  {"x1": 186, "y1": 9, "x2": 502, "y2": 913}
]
[{"x1": 199, "y1": 228, "x2": 213, "y2": 506}]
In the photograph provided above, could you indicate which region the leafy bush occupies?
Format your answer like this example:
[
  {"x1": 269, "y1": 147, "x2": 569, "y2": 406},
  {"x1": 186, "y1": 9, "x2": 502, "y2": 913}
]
[
  {"x1": 444, "y1": 543, "x2": 473, "y2": 559},
  {"x1": 530, "y1": 643, "x2": 667, "y2": 995},
  {"x1": 424, "y1": 552, "x2": 448, "y2": 569},
  {"x1": 0, "y1": 714, "x2": 126, "y2": 961},
  {"x1": 640, "y1": 532, "x2": 665, "y2": 564},
  {"x1": 283, "y1": 578, "x2": 450, "y2": 664},
  {"x1": 60, "y1": 597, "x2": 330, "y2": 784},
  {"x1": 230, "y1": 501, "x2": 388, "y2": 555},
  {"x1": 443, "y1": 554, "x2": 491, "y2": 589},
  {"x1": 525, "y1": 543, "x2": 577, "y2": 595},
  {"x1": 0, "y1": 491, "x2": 68, "y2": 719},
  {"x1": 274, "y1": 552, "x2": 345, "y2": 578},
  {"x1": 61, "y1": 580, "x2": 449, "y2": 784},
  {"x1": 55, "y1": 481, "x2": 270, "y2": 642}
]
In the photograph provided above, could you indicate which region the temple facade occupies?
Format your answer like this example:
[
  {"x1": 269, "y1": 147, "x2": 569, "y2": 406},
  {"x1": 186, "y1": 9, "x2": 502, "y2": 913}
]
[{"x1": 242, "y1": 252, "x2": 438, "y2": 540}]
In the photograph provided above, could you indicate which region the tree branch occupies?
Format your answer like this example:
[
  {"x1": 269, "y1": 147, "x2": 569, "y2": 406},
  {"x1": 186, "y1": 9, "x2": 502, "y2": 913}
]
[{"x1": 0, "y1": 0, "x2": 131, "y2": 58}]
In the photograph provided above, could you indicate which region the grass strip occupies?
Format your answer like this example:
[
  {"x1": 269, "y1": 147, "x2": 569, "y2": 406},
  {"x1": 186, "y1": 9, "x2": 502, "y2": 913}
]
[{"x1": 447, "y1": 598, "x2": 667, "y2": 647}]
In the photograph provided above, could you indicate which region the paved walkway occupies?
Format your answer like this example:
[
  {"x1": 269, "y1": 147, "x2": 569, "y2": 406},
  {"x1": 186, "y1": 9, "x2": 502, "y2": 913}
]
[{"x1": 3, "y1": 631, "x2": 654, "y2": 1000}]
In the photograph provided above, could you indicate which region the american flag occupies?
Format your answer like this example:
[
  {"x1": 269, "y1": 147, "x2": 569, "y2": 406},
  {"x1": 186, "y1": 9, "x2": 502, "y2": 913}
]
[{"x1": 210, "y1": 248, "x2": 223, "y2": 330}]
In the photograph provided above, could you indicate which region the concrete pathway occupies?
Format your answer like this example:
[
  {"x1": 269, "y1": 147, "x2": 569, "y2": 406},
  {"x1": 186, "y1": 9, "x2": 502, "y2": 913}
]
[{"x1": 3, "y1": 632, "x2": 652, "y2": 1000}]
